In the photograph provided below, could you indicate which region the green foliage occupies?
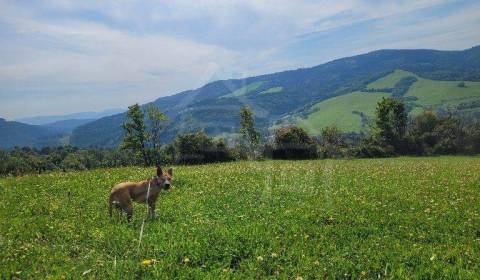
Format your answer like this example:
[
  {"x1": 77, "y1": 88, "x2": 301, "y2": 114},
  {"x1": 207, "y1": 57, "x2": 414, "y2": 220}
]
[
  {"x1": 392, "y1": 76, "x2": 418, "y2": 98},
  {"x1": 272, "y1": 126, "x2": 317, "y2": 159},
  {"x1": 146, "y1": 105, "x2": 168, "y2": 151},
  {"x1": 407, "y1": 111, "x2": 466, "y2": 155},
  {"x1": 1, "y1": 158, "x2": 480, "y2": 278},
  {"x1": 0, "y1": 147, "x2": 141, "y2": 176},
  {"x1": 464, "y1": 121, "x2": 480, "y2": 154},
  {"x1": 374, "y1": 98, "x2": 407, "y2": 151},
  {"x1": 174, "y1": 132, "x2": 232, "y2": 164},
  {"x1": 122, "y1": 104, "x2": 150, "y2": 166},
  {"x1": 239, "y1": 106, "x2": 260, "y2": 159},
  {"x1": 318, "y1": 125, "x2": 347, "y2": 158}
]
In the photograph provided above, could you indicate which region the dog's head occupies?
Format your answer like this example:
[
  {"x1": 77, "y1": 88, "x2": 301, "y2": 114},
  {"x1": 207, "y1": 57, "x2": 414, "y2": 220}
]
[{"x1": 153, "y1": 166, "x2": 173, "y2": 190}]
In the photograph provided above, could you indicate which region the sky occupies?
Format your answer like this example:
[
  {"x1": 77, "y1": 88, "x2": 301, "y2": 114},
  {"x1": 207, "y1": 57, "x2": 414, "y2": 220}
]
[{"x1": 1, "y1": 0, "x2": 479, "y2": 119}]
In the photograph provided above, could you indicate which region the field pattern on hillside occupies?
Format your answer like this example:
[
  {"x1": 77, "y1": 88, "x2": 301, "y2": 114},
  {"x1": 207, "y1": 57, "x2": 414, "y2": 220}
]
[
  {"x1": 1, "y1": 158, "x2": 479, "y2": 279},
  {"x1": 299, "y1": 70, "x2": 480, "y2": 134}
]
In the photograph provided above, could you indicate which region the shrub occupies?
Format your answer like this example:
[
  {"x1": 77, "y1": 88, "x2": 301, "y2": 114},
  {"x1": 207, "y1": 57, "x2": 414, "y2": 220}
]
[
  {"x1": 318, "y1": 125, "x2": 348, "y2": 158},
  {"x1": 174, "y1": 132, "x2": 233, "y2": 164},
  {"x1": 272, "y1": 126, "x2": 317, "y2": 159}
]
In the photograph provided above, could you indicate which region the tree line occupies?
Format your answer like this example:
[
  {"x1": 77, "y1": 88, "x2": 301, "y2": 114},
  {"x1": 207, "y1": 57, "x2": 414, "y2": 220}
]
[{"x1": 1, "y1": 98, "x2": 479, "y2": 176}]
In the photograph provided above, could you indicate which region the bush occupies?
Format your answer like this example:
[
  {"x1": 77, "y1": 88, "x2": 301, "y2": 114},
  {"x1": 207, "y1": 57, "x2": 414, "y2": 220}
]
[
  {"x1": 318, "y1": 125, "x2": 348, "y2": 158},
  {"x1": 174, "y1": 132, "x2": 233, "y2": 164},
  {"x1": 464, "y1": 121, "x2": 480, "y2": 154},
  {"x1": 272, "y1": 126, "x2": 317, "y2": 159}
]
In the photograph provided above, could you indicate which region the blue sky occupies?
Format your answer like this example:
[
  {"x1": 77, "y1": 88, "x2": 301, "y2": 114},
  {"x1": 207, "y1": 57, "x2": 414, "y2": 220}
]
[{"x1": 1, "y1": 0, "x2": 479, "y2": 119}]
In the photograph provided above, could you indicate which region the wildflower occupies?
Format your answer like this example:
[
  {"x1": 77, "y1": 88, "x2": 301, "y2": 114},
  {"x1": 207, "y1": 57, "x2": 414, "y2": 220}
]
[
  {"x1": 361, "y1": 271, "x2": 367, "y2": 277},
  {"x1": 141, "y1": 259, "x2": 156, "y2": 266},
  {"x1": 296, "y1": 276, "x2": 303, "y2": 280},
  {"x1": 271, "y1": 252, "x2": 278, "y2": 258},
  {"x1": 313, "y1": 260, "x2": 320, "y2": 266},
  {"x1": 257, "y1": 256, "x2": 264, "y2": 261},
  {"x1": 430, "y1": 254, "x2": 436, "y2": 261},
  {"x1": 183, "y1": 257, "x2": 190, "y2": 263}
]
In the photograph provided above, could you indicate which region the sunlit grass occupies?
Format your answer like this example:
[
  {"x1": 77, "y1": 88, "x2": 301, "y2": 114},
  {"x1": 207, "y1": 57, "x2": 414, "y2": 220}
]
[{"x1": 1, "y1": 157, "x2": 479, "y2": 279}]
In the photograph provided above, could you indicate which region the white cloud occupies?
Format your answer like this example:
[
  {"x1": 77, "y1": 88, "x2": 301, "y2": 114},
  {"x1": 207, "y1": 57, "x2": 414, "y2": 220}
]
[{"x1": 0, "y1": 0, "x2": 479, "y2": 119}]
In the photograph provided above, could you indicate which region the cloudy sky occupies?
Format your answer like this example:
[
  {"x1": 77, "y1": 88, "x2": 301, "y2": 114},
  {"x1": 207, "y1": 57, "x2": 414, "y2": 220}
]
[{"x1": 1, "y1": 0, "x2": 479, "y2": 119}]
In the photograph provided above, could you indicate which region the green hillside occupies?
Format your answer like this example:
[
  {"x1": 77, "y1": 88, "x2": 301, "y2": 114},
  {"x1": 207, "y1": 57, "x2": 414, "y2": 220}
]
[
  {"x1": 221, "y1": 81, "x2": 264, "y2": 98},
  {"x1": 67, "y1": 46, "x2": 480, "y2": 148},
  {"x1": 298, "y1": 70, "x2": 480, "y2": 134},
  {"x1": 298, "y1": 92, "x2": 389, "y2": 134},
  {"x1": 407, "y1": 79, "x2": 480, "y2": 106},
  {"x1": 367, "y1": 69, "x2": 413, "y2": 89},
  {"x1": 1, "y1": 158, "x2": 479, "y2": 278},
  {"x1": 259, "y1": 86, "x2": 283, "y2": 95}
]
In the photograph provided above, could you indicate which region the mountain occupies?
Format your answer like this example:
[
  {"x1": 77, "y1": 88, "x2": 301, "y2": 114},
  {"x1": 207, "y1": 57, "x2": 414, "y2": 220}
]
[
  {"x1": 17, "y1": 108, "x2": 125, "y2": 125},
  {"x1": 41, "y1": 119, "x2": 96, "y2": 134},
  {"x1": 0, "y1": 118, "x2": 62, "y2": 149},
  {"x1": 70, "y1": 45, "x2": 480, "y2": 148}
]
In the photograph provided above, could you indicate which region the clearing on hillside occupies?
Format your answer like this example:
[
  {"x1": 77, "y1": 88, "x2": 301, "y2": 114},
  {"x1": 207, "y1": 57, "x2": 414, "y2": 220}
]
[{"x1": 297, "y1": 70, "x2": 480, "y2": 134}]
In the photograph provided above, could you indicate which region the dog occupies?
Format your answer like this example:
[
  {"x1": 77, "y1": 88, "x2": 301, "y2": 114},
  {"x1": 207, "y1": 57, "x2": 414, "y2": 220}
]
[{"x1": 109, "y1": 166, "x2": 173, "y2": 221}]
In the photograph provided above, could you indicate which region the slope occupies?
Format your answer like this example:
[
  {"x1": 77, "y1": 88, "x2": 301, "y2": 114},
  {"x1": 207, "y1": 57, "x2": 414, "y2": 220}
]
[{"x1": 70, "y1": 46, "x2": 480, "y2": 147}]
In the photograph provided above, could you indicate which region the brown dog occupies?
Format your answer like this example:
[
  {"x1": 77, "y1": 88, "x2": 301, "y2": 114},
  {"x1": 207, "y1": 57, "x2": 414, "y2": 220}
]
[{"x1": 109, "y1": 166, "x2": 173, "y2": 221}]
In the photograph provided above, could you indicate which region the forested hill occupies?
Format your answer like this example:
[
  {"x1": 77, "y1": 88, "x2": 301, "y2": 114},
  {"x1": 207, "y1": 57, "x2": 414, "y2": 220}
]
[
  {"x1": 0, "y1": 118, "x2": 62, "y2": 149},
  {"x1": 66, "y1": 45, "x2": 480, "y2": 147}
]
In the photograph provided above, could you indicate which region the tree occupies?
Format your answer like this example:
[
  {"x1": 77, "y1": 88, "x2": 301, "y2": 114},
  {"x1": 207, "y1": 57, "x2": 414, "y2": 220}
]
[
  {"x1": 464, "y1": 120, "x2": 480, "y2": 154},
  {"x1": 319, "y1": 125, "x2": 346, "y2": 158},
  {"x1": 239, "y1": 106, "x2": 260, "y2": 159},
  {"x1": 174, "y1": 132, "x2": 232, "y2": 164},
  {"x1": 374, "y1": 98, "x2": 407, "y2": 152},
  {"x1": 272, "y1": 126, "x2": 317, "y2": 159},
  {"x1": 146, "y1": 105, "x2": 168, "y2": 150},
  {"x1": 121, "y1": 104, "x2": 150, "y2": 166}
]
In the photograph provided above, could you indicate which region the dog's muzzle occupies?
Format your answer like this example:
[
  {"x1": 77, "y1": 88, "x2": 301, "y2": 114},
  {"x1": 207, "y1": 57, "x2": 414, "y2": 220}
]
[{"x1": 164, "y1": 183, "x2": 171, "y2": 189}]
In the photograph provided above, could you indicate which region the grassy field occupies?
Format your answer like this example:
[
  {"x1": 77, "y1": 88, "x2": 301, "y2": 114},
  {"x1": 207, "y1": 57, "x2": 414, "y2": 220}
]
[
  {"x1": 299, "y1": 91, "x2": 389, "y2": 134},
  {"x1": 259, "y1": 87, "x2": 283, "y2": 95},
  {"x1": 221, "y1": 81, "x2": 265, "y2": 98},
  {"x1": 298, "y1": 70, "x2": 480, "y2": 135},
  {"x1": 1, "y1": 157, "x2": 479, "y2": 279},
  {"x1": 367, "y1": 70, "x2": 413, "y2": 89}
]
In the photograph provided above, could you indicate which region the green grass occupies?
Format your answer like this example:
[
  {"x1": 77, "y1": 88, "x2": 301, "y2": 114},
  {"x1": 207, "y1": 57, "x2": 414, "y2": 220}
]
[
  {"x1": 298, "y1": 70, "x2": 480, "y2": 134},
  {"x1": 367, "y1": 70, "x2": 414, "y2": 89},
  {"x1": 298, "y1": 91, "x2": 389, "y2": 134},
  {"x1": 259, "y1": 87, "x2": 283, "y2": 95},
  {"x1": 221, "y1": 81, "x2": 265, "y2": 98},
  {"x1": 3, "y1": 158, "x2": 479, "y2": 279},
  {"x1": 406, "y1": 78, "x2": 480, "y2": 107}
]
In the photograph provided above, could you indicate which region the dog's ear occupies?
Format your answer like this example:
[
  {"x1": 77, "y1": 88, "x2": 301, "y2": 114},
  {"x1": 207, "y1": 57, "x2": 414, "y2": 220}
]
[
  {"x1": 156, "y1": 166, "x2": 163, "y2": 177},
  {"x1": 167, "y1": 168, "x2": 173, "y2": 177}
]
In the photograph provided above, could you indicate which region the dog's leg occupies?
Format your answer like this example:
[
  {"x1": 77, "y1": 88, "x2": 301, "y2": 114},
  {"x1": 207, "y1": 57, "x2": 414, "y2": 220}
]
[
  {"x1": 147, "y1": 193, "x2": 159, "y2": 220},
  {"x1": 125, "y1": 202, "x2": 133, "y2": 222},
  {"x1": 108, "y1": 195, "x2": 114, "y2": 218},
  {"x1": 148, "y1": 202, "x2": 156, "y2": 219}
]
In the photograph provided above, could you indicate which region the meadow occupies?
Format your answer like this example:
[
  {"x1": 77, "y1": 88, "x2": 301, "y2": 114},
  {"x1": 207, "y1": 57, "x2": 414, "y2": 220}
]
[
  {"x1": 299, "y1": 70, "x2": 480, "y2": 134},
  {"x1": 1, "y1": 157, "x2": 479, "y2": 279}
]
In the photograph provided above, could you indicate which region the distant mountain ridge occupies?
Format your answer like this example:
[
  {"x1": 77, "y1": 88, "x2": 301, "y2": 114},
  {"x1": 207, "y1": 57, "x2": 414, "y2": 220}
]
[
  {"x1": 41, "y1": 119, "x2": 96, "y2": 134},
  {"x1": 0, "y1": 118, "x2": 61, "y2": 149},
  {"x1": 17, "y1": 108, "x2": 125, "y2": 125},
  {"x1": 0, "y1": 108, "x2": 126, "y2": 149},
  {"x1": 70, "y1": 45, "x2": 480, "y2": 148}
]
